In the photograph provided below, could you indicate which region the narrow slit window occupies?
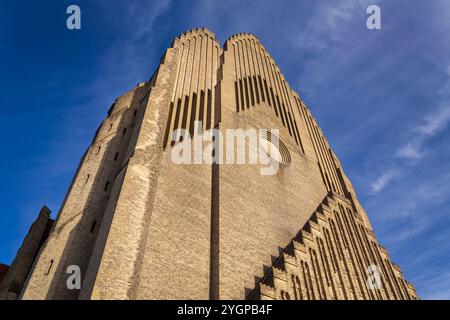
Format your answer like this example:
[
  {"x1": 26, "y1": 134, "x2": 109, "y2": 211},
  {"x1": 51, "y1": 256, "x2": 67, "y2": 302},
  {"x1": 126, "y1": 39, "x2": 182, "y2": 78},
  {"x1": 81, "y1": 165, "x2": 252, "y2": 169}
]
[
  {"x1": 104, "y1": 181, "x2": 110, "y2": 192},
  {"x1": 249, "y1": 77, "x2": 255, "y2": 106},
  {"x1": 199, "y1": 91, "x2": 205, "y2": 132},
  {"x1": 253, "y1": 76, "x2": 260, "y2": 104},
  {"x1": 258, "y1": 76, "x2": 265, "y2": 102},
  {"x1": 45, "y1": 259, "x2": 54, "y2": 275},
  {"x1": 171, "y1": 98, "x2": 182, "y2": 146},
  {"x1": 206, "y1": 89, "x2": 212, "y2": 130},
  {"x1": 234, "y1": 81, "x2": 240, "y2": 112},
  {"x1": 239, "y1": 79, "x2": 245, "y2": 111},
  {"x1": 264, "y1": 80, "x2": 271, "y2": 106},
  {"x1": 189, "y1": 93, "x2": 197, "y2": 137},
  {"x1": 114, "y1": 152, "x2": 119, "y2": 161},
  {"x1": 90, "y1": 220, "x2": 97, "y2": 233},
  {"x1": 244, "y1": 78, "x2": 250, "y2": 108}
]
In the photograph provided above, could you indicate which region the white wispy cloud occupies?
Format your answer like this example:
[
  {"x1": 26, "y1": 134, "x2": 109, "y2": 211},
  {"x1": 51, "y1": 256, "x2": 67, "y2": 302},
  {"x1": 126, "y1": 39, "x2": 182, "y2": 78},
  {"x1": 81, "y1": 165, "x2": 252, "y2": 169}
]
[
  {"x1": 396, "y1": 142, "x2": 424, "y2": 159},
  {"x1": 294, "y1": 0, "x2": 365, "y2": 51},
  {"x1": 370, "y1": 169, "x2": 398, "y2": 194},
  {"x1": 417, "y1": 106, "x2": 450, "y2": 136},
  {"x1": 396, "y1": 106, "x2": 450, "y2": 160}
]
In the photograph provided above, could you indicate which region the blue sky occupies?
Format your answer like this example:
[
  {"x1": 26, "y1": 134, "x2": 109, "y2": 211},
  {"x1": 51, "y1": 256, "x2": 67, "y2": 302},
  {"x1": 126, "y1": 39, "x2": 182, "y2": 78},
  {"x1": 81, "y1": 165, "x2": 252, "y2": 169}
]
[{"x1": 1, "y1": 0, "x2": 449, "y2": 299}]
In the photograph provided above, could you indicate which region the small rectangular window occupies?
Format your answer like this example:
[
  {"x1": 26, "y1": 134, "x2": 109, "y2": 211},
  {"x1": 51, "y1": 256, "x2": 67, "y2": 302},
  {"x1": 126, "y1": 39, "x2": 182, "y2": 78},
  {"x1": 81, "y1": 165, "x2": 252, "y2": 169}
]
[{"x1": 90, "y1": 220, "x2": 97, "y2": 233}]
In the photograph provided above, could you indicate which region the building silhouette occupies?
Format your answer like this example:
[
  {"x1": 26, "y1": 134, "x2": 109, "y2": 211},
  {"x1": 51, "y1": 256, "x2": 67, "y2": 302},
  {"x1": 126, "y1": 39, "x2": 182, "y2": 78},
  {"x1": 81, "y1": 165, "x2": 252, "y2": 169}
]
[{"x1": 4, "y1": 28, "x2": 417, "y2": 300}]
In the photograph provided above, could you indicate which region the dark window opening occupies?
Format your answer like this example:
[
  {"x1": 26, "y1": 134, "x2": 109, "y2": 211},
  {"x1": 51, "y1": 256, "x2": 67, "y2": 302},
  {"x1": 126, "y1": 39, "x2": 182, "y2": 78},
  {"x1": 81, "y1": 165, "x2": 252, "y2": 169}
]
[
  {"x1": 189, "y1": 93, "x2": 197, "y2": 137},
  {"x1": 171, "y1": 98, "x2": 182, "y2": 146},
  {"x1": 181, "y1": 96, "x2": 190, "y2": 136},
  {"x1": 258, "y1": 76, "x2": 265, "y2": 102},
  {"x1": 264, "y1": 80, "x2": 271, "y2": 106},
  {"x1": 114, "y1": 152, "x2": 119, "y2": 161},
  {"x1": 239, "y1": 79, "x2": 245, "y2": 111},
  {"x1": 104, "y1": 181, "x2": 110, "y2": 192},
  {"x1": 234, "y1": 81, "x2": 240, "y2": 112},
  {"x1": 243, "y1": 78, "x2": 250, "y2": 108},
  {"x1": 45, "y1": 259, "x2": 54, "y2": 275},
  {"x1": 253, "y1": 76, "x2": 260, "y2": 104},
  {"x1": 249, "y1": 77, "x2": 255, "y2": 106},
  {"x1": 90, "y1": 220, "x2": 97, "y2": 233},
  {"x1": 163, "y1": 101, "x2": 175, "y2": 149},
  {"x1": 206, "y1": 89, "x2": 212, "y2": 130}
]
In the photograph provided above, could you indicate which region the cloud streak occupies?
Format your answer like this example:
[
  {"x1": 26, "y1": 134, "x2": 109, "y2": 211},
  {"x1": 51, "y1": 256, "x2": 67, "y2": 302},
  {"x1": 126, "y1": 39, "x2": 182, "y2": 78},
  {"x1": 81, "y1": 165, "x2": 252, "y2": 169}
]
[
  {"x1": 396, "y1": 106, "x2": 450, "y2": 160},
  {"x1": 370, "y1": 169, "x2": 398, "y2": 194}
]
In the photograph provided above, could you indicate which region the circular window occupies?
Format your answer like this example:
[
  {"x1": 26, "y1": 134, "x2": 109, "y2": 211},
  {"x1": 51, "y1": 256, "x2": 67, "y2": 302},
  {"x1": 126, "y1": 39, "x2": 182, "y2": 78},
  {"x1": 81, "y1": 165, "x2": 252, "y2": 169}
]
[{"x1": 259, "y1": 130, "x2": 291, "y2": 167}]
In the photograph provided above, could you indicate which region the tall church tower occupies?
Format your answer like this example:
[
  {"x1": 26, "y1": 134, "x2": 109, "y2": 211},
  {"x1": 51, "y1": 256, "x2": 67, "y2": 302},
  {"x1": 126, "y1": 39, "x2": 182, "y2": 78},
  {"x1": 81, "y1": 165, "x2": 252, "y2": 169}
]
[{"x1": 18, "y1": 28, "x2": 417, "y2": 300}]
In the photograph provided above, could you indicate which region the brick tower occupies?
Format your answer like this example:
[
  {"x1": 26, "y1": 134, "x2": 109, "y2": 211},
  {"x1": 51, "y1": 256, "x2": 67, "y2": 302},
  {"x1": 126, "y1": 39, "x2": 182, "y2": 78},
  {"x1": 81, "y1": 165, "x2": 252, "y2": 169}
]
[{"x1": 17, "y1": 28, "x2": 417, "y2": 300}]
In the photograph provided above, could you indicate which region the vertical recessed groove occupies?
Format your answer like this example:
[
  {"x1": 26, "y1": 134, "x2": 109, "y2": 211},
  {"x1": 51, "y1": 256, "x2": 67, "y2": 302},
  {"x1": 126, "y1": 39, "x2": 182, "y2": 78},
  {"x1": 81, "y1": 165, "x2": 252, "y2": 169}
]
[
  {"x1": 189, "y1": 92, "x2": 197, "y2": 137},
  {"x1": 253, "y1": 76, "x2": 260, "y2": 104},
  {"x1": 186, "y1": 36, "x2": 198, "y2": 136},
  {"x1": 275, "y1": 95, "x2": 285, "y2": 126},
  {"x1": 283, "y1": 104, "x2": 293, "y2": 135},
  {"x1": 310, "y1": 117, "x2": 332, "y2": 192},
  {"x1": 239, "y1": 79, "x2": 245, "y2": 111},
  {"x1": 171, "y1": 98, "x2": 182, "y2": 146},
  {"x1": 327, "y1": 147, "x2": 344, "y2": 195},
  {"x1": 163, "y1": 101, "x2": 175, "y2": 149},
  {"x1": 236, "y1": 40, "x2": 244, "y2": 110},
  {"x1": 232, "y1": 44, "x2": 241, "y2": 112},
  {"x1": 316, "y1": 130, "x2": 338, "y2": 193},
  {"x1": 172, "y1": 42, "x2": 185, "y2": 102},
  {"x1": 244, "y1": 39, "x2": 257, "y2": 106},
  {"x1": 263, "y1": 51, "x2": 279, "y2": 118},
  {"x1": 248, "y1": 39, "x2": 261, "y2": 105},
  {"x1": 258, "y1": 76, "x2": 265, "y2": 102},
  {"x1": 193, "y1": 35, "x2": 204, "y2": 135},
  {"x1": 203, "y1": 36, "x2": 209, "y2": 129},
  {"x1": 264, "y1": 79, "x2": 271, "y2": 106},
  {"x1": 255, "y1": 40, "x2": 271, "y2": 106},
  {"x1": 244, "y1": 78, "x2": 250, "y2": 109},
  {"x1": 279, "y1": 77, "x2": 297, "y2": 132},
  {"x1": 249, "y1": 77, "x2": 255, "y2": 106},
  {"x1": 181, "y1": 96, "x2": 190, "y2": 139},
  {"x1": 287, "y1": 111, "x2": 297, "y2": 144},
  {"x1": 271, "y1": 65, "x2": 288, "y2": 129},
  {"x1": 322, "y1": 137, "x2": 340, "y2": 194},
  {"x1": 270, "y1": 88, "x2": 278, "y2": 117},
  {"x1": 206, "y1": 89, "x2": 212, "y2": 129},
  {"x1": 211, "y1": 44, "x2": 217, "y2": 127},
  {"x1": 293, "y1": 117, "x2": 305, "y2": 153},
  {"x1": 209, "y1": 141, "x2": 220, "y2": 300},
  {"x1": 199, "y1": 90, "x2": 205, "y2": 131},
  {"x1": 299, "y1": 100, "x2": 329, "y2": 191}
]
